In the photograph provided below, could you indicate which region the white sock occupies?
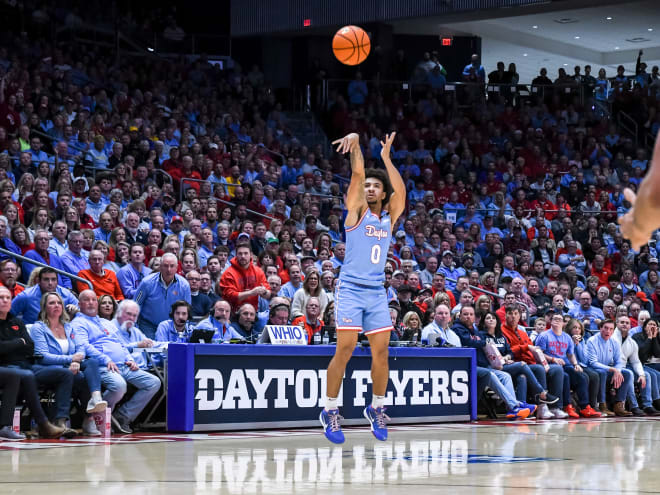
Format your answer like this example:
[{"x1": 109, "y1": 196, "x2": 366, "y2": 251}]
[
  {"x1": 92, "y1": 391, "x2": 103, "y2": 401},
  {"x1": 372, "y1": 395, "x2": 385, "y2": 409},
  {"x1": 325, "y1": 397, "x2": 338, "y2": 411}
]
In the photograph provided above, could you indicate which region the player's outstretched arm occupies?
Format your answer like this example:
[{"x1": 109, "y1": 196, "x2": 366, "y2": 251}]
[
  {"x1": 333, "y1": 133, "x2": 366, "y2": 226},
  {"x1": 619, "y1": 134, "x2": 660, "y2": 250},
  {"x1": 380, "y1": 132, "x2": 406, "y2": 225}
]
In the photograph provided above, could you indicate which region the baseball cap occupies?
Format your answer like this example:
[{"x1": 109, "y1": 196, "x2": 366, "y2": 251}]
[
  {"x1": 429, "y1": 208, "x2": 442, "y2": 217},
  {"x1": 650, "y1": 258, "x2": 659, "y2": 264},
  {"x1": 171, "y1": 215, "x2": 183, "y2": 223},
  {"x1": 267, "y1": 237, "x2": 280, "y2": 244},
  {"x1": 208, "y1": 143, "x2": 218, "y2": 149},
  {"x1": 392, "y1": 270, "x2": 406, "y2": 278},
  {"x1": 442, "y1": 250, "x2": 454, "y2": 257},
  {"x1": 397, "y1": 284, "x2": 414, "y2": 293},
  {"x1": 129, "y1": 126, "x2": 138, "y2": 132},
  {"x1": 419, "y1": 284, "x2": 433, "y2": 294},
  {"x1": 395, "y1": 231, "x2": 406, "y2": 239},
  {"x1": 237, "y1": 232, "x2": 250, "y2": 241},
  {"x1": 636, "y1": 291, "x2": 649, "y2": 302}
]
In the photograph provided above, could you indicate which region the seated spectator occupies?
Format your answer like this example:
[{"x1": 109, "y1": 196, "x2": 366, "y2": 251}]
[
  {"x1": 291, "y1": 269, "x2": 329, "y2": 319},
  {"x1": 110, "y1": 300, "x2": 155, "y2": 369},
  {"x1": 291, "y1": 297, "x2": 324, "y2": 344},
  {"x1": 11, "y1": 267, "x2": 78, "y2": 324},
  {"x1": 23, "y1": 229, "x2": 71, "y2": 288},
  {"x1": 123, "y1": 212, "x2": 148, "y2": 246},
  {"x1": 0, "y1": 289, "x2": 66, "y2": 439},
  {"x1": 31, "y1": 291, "x2": 107, "y2": 436},
  {"x1": 70, "y1": 290, "x2": 161, "y2": 434},
  {"x1": 0, "y1": 215, "x2": 21, "y2": 262},
  {"x1": 566, "y1": 319, "x2": 602, "y2": 412},
  {"x1": 116, "y1": 243, "x2": 152, "y2": 299},
  {"x1": 536, "y1": 312, "x2": 601, "y2": 418},
  {"x1": 0, "y1": 259, "x2": 23, "y2": 298},
  {"x1": 155, "y1": 300, "x2": 196, "y2": 343},
  {"x1": 585, "y1": 319, "x2": 634, "y2": 417},
  {"x1": 279, "y1": 263, "x2": 303, "y2": 301},
  {"x1": 187, "y1": 270, "x2": 212, "y2": 317},
  {"x1": 451, "y1": 305, "x2": 536, "y2": 419},
  {"x1": 613, "y1": 314, "x2": 660, "y2": 415},
  {"x1": 76, "y1": 250, "x2": 125, "y2": 300},
  {"x1": 500, "y1": 305, "x2": 568, "y2": 418},
  {"x1": 230, "y1": 303, "x2": 259, "y2": 341},
  {"x1": 196, "y1": 300, "x2": 243, "y2": 342},
  {"x1": 421, "y1": 304, "x2": 461, "y2": 346},
  {"x1": 633, "y1": 318, "x2": 660, "y2": 412},
  {"x1": 569, "y1": 292, "x2": 605, "y2": 333},
  {"x1": 135, "y1": 252, "x2": 191, "y2": 338},
  {"x1": 60, "y1": 230, "x2": 90, "y2": 283},
  {"x1": 219, "y1": 243, "x2": 270, "y2": 313}
]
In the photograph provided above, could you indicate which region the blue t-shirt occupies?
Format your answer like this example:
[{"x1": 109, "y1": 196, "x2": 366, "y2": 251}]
[{"x1": 536, "y1": 330, "x2": 575, "y2": 363}]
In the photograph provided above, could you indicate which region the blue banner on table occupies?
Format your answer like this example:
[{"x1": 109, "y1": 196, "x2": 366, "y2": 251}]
[{"x1": 167, "y1": 344, "x2": 477, "y2": 432}]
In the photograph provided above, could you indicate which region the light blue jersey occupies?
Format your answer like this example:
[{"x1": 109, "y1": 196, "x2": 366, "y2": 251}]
[{"x1": 339, "y1": 208, "x2": 390, "y2": 287}]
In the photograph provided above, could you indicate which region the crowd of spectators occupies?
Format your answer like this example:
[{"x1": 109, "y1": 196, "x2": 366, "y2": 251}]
[{"x1": 2, "y1": 28, "x2": 660, "y2": 440}]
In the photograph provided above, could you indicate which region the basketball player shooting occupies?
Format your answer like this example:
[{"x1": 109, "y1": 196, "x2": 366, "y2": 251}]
[
  {"x1": 320, "y1": 132, "x2": 406, "y2": 444},
  {"x1": 619, "y1": 134, "x2": 660, "y2": 250}
]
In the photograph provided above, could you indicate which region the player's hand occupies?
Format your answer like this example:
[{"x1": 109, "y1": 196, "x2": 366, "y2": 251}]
[
  {"x1": 618, "y1": 188, "x2": 654, "y2": 251},
  {"x1": 332, "y1": 133, "x2": 359, "y2": 154},
  {"x1": 380, "y1": 132, "x2": 396, "y2": 159}
]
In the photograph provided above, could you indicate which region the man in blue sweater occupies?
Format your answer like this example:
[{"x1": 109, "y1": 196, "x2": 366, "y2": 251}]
[
  {"x1": 71, "y1": 290, "x2": 161, "y2": 434},
  {"x1": 11, "y1": 267, "x2": 78, "y2": 324},
  {"x1": 585, "y1": 319, "x2": 634, "y2": 417}
]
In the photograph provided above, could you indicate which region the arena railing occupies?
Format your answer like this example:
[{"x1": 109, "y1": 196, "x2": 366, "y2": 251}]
[
  {"x1": 0, "y1": 248, "x2": 93, "y2": 291},
  {"x1": 444, "y1": 275, "x2": 531, "y2": 318},
  {"x1": 321, "y1": 79, "x2": 590, "y2": 109},
  {"x1": 179, "y1": 177, "x2": 277, "y2": 222}
]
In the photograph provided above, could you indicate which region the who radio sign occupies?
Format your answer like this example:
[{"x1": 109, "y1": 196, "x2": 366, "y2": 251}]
[{"x1": 167, "y1": 345, "x2": 477, "y2": 432}]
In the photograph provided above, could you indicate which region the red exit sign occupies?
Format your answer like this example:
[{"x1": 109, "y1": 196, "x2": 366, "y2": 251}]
[
  {"x1": 303, "y1": 19, "x2": 311, "y2": 27},
  {"x1": 441, "y1": 37, "x2": 453, "y2": 46}
]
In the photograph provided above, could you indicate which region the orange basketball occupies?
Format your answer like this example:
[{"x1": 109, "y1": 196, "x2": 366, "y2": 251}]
[{"x1": 332, "y1": 25, "x2": 371, "y2": 66}]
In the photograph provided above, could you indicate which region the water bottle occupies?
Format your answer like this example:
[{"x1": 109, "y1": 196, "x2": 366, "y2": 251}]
[
  {"x1": 411, "y1": 332, "x2": 418, "y2": 347},
  {"x1": 322, "y1": 331, "x2": 329, "y2": 345},
  {"x1": 178, "y1": 332, "x2": 186, "y2": 343},
  {"x1": 313, "y1": 332, "x2": 322, "y2": 345}
]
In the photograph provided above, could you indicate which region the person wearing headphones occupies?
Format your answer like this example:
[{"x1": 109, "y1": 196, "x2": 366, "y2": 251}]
[
  {"x1": 155, "y1": 300, "x2": 196, "y2": 342},
  {"x1": 229, "y1": 303, "x2": 259, "y2": 341},
  {"x1": 196, "y1": 300, "x2": 243, "y2": 342},
  {"x1": 257, "y1": 298, "x2": 292, "y2": 344}
]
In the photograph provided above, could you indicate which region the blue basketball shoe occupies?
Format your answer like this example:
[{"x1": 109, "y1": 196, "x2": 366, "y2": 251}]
[
  {"x1": 363, "y1": 405, "x2": 390, "y2": 441},
  {"x1": 320, "y1": 409, "x2": 345, "y2": 444}
]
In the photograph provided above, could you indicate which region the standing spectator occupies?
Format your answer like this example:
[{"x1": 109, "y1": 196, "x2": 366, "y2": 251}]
[
  {"x1": 462, "y1": 54, "x2": 485, "y2": 83},
  {"x1": 219, "y1": 243, "x2": 271, "y2": 313},
  {"x1": 135, "y1": 253, "x2": 191, "y2": 338},
  {"x1": 347, "y1": 71, "x2": 368, "y2": 105}
]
